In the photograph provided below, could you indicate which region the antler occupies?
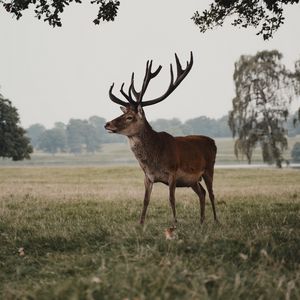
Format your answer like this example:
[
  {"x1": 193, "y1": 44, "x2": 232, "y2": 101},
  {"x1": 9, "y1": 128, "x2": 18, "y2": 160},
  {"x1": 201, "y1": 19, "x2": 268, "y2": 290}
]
[
  {"x1": 108, "y1": 52, "x2": 193, "y2": 108},
  {"x1": 131, "y1": 60, "x2": 162, "y2": 103},
  {"x1": 140, "y1": 51, "x2": 193, "y2": 107},
  {"x1": 109, "y1": 83, "x2": 128, "y2": 106}
]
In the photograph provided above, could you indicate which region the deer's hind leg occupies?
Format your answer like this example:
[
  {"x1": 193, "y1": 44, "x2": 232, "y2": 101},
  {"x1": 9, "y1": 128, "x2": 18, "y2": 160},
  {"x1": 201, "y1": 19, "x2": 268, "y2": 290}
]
[
  {"x1": 192, "y1": 182, "x2": 206, "y2": 223},
  {"x1": 168, "y1": 176, "x2": 177, "y2": 224},
  {"x1": 203, "y1": 171, "x2": 218, "y2": 223}
]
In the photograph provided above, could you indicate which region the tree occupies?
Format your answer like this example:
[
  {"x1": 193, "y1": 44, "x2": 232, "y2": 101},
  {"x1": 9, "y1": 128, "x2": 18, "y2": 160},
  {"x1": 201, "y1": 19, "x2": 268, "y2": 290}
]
[
  {"x1": 54, "y1": 121, "x2": 66, "y2": 131},
  {"x1": 1, "y1": 0, "x2": 120, "y2": 27},
  {"x1": 88, "y1": 115, "x2": 106, "y2": 143},
  {"x1": 26, "y1": 123, "x2": 46, "y2": 148},
  {"x1": 217, "y1": 115, "x2": 232, "y2": 137},
  {"x1": 0, "y1": 93, "x2": 33, "y2": 160},
  {"x1": 66, "y1": 119, "x2": 87, "y2": 154},
  {"x1": 38, "y1": 128, "x2": 67, "y2": 154},
  {"x1": 84, "y1": 124, "x2": 101, "y2": 153},
  {"x1": 88, "y1": 115, "x2": 125, "y2": 144},
  {"x1": 228, "y1": 50, "x2": 300, "y2": 167},
  {"x1": 185, "y1": 115, "x2": 231, "y2": 137},
  {"x1": 192, "y1": 0, "x2": 300, "y2": 40},
  {"x1": 151, "y1": 118, "x2": 191, "y2": 137},
  {"x1": 291, "y1": 142, "x2": 300, "y2": 162},
  {"x1": 66, "y1": 118, "x2": 102, "y2": 154},
  {"x1": 1, "y1": 0, "x2": 298, "y2": 39}
]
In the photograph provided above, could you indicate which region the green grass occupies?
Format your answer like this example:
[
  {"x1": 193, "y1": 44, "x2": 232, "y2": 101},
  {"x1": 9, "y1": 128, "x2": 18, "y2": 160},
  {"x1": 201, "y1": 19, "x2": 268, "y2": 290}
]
[{"x1": 0, "y1": 167, "x2": 300, "y2": 299}]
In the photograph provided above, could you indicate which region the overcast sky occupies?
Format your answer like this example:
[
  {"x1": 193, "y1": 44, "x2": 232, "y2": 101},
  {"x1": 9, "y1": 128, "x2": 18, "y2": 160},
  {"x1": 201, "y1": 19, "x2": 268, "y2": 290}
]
[{"x1": 1, "y1": 0, "x2": 300, "y2": 128}]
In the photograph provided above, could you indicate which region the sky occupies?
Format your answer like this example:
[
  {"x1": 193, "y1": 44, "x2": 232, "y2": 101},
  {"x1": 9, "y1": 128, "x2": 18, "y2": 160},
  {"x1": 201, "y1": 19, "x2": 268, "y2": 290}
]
[{"x1": 1, "y1": 0, "x2": 300, "y2": 128}]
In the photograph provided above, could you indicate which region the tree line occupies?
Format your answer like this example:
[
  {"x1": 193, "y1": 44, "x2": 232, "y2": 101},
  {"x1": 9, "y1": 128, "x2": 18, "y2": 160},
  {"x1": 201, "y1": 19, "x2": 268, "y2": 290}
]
[
  {"x1": 26, "y1": 115, "x2": 232, "y2": 154},
  {"x1": 25, "y1": 112, "x2": 300, "y2": 155},
  {"x1": 26, "y1": 116, "x2": 122, "y2": 154},
  {"x1": 1, "y1": 50, "x2": 300, "y2": 165}
]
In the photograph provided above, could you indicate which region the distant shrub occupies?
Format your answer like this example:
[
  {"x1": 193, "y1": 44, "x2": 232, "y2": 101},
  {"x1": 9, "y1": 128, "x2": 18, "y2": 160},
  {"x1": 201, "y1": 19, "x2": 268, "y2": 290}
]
[{"x1": 291, "y1": 142, "x2": 300, "y2": 162}]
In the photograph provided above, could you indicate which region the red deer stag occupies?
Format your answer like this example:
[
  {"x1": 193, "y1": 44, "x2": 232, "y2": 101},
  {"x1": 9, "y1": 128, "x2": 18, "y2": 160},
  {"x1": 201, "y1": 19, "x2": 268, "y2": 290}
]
[{"x1": 105, "y1": 52, "x2": 218, "y2": 225}]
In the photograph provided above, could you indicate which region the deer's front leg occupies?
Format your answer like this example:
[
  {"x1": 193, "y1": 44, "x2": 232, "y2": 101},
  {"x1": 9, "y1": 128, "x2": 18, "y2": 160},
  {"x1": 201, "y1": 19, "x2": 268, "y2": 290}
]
[
  {"x1": 140, "y1": 175, "x2": 153, "y2": 225},
  {"x1": 168, "y1": 176, "x2": 177, "y2": 224}
]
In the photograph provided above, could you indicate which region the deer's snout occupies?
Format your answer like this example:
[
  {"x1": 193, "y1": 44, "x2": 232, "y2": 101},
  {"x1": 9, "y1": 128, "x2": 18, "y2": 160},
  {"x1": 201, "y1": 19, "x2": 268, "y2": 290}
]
[
  {"x1": 104, "y1": 122, "x2": 111, "y2": 129},
  {"x1": 104, "y1": 121, "x2": 117, "y2": 133}
]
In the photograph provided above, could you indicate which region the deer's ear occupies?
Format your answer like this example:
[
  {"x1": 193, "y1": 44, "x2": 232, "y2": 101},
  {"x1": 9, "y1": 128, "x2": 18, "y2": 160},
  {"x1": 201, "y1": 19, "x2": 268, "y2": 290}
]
[
  {"x1": 137, "y1": 105, "x2": 144, "y2": 118},
  {"x1": 120, "y1": 106, "x2": 128, "y2": 114}
]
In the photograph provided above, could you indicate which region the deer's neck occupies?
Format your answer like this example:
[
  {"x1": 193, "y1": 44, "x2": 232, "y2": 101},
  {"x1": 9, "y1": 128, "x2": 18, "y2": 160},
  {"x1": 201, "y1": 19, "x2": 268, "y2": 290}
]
[{"x1": 128, "y1": 121, "x2": 160, "y2": 164}]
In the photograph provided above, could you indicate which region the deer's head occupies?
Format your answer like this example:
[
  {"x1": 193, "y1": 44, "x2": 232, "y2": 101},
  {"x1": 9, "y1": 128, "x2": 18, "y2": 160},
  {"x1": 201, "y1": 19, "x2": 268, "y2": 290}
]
[
  {"x1": 105, "y1": 52, "x2": 193, "y2": 137},
  {"x1": 104, "y1": 105, "x2": 146, "y2": 136}
]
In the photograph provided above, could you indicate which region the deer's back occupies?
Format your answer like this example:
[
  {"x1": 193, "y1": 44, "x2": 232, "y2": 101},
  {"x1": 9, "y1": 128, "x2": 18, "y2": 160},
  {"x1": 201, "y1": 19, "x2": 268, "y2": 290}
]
[{"x1": 174, "y1": 135, "x2": 217, "y2": 172}]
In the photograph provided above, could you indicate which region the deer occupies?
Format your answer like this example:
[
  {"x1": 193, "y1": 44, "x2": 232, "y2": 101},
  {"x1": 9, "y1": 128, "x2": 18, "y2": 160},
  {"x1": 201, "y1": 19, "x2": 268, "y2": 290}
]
[{"x1": 104, "y1": 52, "x2": 218, "y2": 225}]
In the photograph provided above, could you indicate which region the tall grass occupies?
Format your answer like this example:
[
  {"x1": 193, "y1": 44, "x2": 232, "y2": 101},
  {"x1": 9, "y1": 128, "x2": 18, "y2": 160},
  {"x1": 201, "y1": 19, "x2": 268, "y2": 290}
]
[{"x1": 0, "y1": 167, "x2": 300, "y2": 299}]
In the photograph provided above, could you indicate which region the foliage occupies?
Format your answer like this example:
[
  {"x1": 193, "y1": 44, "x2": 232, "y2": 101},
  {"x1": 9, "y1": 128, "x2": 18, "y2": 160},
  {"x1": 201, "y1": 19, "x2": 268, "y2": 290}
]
[
  {"x1": 26, "y1": 123, "x2": 46, "y2": 148},
  {"x1": 26, "y1": 117, "x2": 113, "y2": 154},
  {"x1": 88, "y1": 115, "x2": 125, "y2": 144},
  {"x1": 192, "y1": 0, "x2": 300, "y2": 40},
  {"x1": 38, "y1": 127, "x2": 67, "y2": 154},
  {"x1": 1, "y1": 0, "x2": 299, "y2": 39},
  {"x1": 91, "y1": 0, "x2": 120, "y2": 25},
  {"x1": 229, "y1": 50, "x2": 300, "y2": 168},
  {"x1": 88, "y1": 115, "x2": 106, "y2": 143},
  {"x1": 1, "y1": 0, "x2": 120, "y2": 27},
  {"x1": 151, "y1": 116, "x2": 233, "y2": 137},
  {"x1": 150, "y1": 118, "x2": 191, "y2": 137},
  {"x1": 185, "y1": 115, "x2": 232, "y2": 137},
  {"x1": 291, "y1": 142, "x2": 300, "y2": 162},
  {"x1": 66, "y1": 118, "x2": 101, "y2": 154},
  {"x1": 0, "y1": 167, "x2": 300, "y2": 299},
  {"x1": 0, "y1": 93, "x2": 33, "y2": 160},
  {"x1": 26, "y1": 118, "x2": 125, "y2": 155}
]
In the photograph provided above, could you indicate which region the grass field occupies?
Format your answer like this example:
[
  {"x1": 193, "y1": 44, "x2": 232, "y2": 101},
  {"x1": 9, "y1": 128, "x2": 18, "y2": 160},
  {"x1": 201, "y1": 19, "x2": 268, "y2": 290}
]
[{"x1": 0, "y1": 166, "x2": 300, "y2": 299}]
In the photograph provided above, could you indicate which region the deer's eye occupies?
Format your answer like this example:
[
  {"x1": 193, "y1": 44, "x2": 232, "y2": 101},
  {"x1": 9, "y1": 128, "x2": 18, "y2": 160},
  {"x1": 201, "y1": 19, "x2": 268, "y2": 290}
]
[{"x1": 126, "y1": 116, "x2": 133, "y2": 121}]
